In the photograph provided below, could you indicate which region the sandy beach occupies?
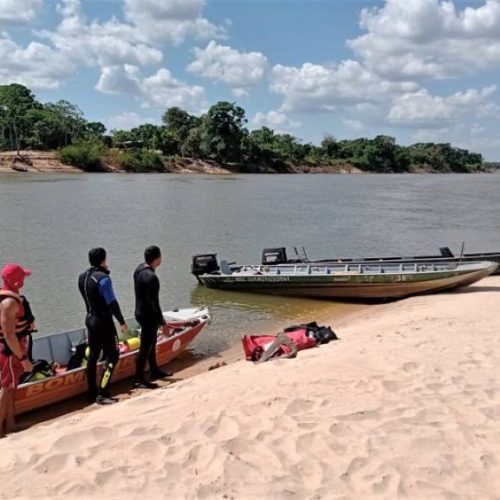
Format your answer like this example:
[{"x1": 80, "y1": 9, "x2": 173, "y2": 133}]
[{"x1": 1, "y1": 277, "x2": 500, "y2": 499}]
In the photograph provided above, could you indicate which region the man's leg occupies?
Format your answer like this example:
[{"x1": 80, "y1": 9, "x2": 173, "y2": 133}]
[
  {"x1": 0, "y1": 389, "x2": 8, "y2": 437},
  {"x1": 135, "y1": 320, "x2": 155, "y2": 382},
  {"x1": 98, "y1": 327, "x2": 119, "y2": 398},
  {"x1": 86, "y1": 321, "x2": 101, "y2": 402}
]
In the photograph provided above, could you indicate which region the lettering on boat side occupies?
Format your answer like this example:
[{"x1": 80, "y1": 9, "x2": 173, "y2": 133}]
[
  {"x1": 229, "y1": 277, "x2": 291, "y2": 283},
  {"x1": 24, "y1": 354, "x2": 139, "y2": 396}
]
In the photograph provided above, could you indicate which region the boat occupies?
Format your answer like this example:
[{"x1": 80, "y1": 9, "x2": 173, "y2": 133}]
[
  {"x1": 258, "y1": 246, "x2": 500, "y2": 275},
  {"x1": 14, "y1": 307, "x2": 211, "y2": 416},
  {"x1": 192, "y1": 246, "x2": 500, "y2": 277},
  {"x1": 192, "y1": 258, "x2": 497, "y2": 300}
]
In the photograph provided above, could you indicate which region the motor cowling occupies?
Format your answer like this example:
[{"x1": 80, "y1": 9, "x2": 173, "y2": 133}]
[
  {"x1": 261, "y1": 247, "x2": 288, "y2": 265},
  {"x1": 191, "y1": 254, "x2": 219, "y2": 276}
]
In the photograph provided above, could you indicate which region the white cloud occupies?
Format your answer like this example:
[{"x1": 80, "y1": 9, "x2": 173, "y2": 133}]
[
  {"x1": 96, "y1": 65, "x2": 207, "y2": 113},
  {"x1": 342, "y1": 119, "x2": 365, "y2": 132},
  {"x1": 43, "y1": 1, "x2": 163, "y2": 69},
  {"x1": 349, "y1": 0, "x2": 500, "y2": 80},
  {"x1": 0, "y1": 34, "x2": 72, "y2": 89},
  {"x1": 232, "y1": 88, "x2": 249, "y2": 98},
  {"x1": 0, "y1": 0, "x2": 42, "y2": 24},
  {"x1": 388, "y1": 86, "x2": 497, "y2": 127},
  {"x1": 107, "y1": 112, "x2": 160, "y2": 130},
  {"x1": 124, "y1": 0, "x2": 225, "y2": 45},
  {"x1": 187, "y1": 41, "x2": 267, "y2": 90},
  {"x1": 270, "y1": 60, "x2": 417, "y2": 112},
  {"x1": 252, "y1": 110, "x2": 300, "y2": 132}
]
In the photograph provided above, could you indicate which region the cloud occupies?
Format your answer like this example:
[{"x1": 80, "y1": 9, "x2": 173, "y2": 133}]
[
  {"x1": 124, "y1": 0, "x2": 225, "y2": 45},
  {"x1": 387, "y1": 86, "x2": 497, "y2": 127},
  {"x1": 0, "y1": 0, "x2": 42, "y2": 25},
  {"x1": 342, "y1": 119, "x2": 365, "y2": 132},
  {"x1": 252, "y1": 110, "x2": 300, "y2": 132},
  {"x1": 107, "y1": 111, "x2": 160, "y2": 130},
  {"x1": 349, "y1": 0, "x2": 500, "y2": 80},
  {"x1": 270, "y1": 60, "x2": 417, "y2": 112},
  {"x1": 0, "y1": 34, "x2": 72, "y2": 89},
  {"x1": 96, "y1": 65, "x2": 207, "y2": 112},
  {"x1": 43, "y1": 1, "x2": 163, "y2": 68},
  {"x1": 187, "y1": 41, "x2": 267, "y2": 90}
]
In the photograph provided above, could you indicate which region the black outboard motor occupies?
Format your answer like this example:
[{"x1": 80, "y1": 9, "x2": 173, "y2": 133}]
[
  {"x1": 192, "y1": 254, "x2": 219, "y2": 277},
  {"x1": 439, "y1": 247, "x2": 454, "y2": 258},
  {"x1": 261, "y1": 248, "x2": 288, "y2": 265}
]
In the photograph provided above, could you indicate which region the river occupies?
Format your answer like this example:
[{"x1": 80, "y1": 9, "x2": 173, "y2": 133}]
[{"x1": 1, "y1": 173, "x2": 499, "y2": 354}]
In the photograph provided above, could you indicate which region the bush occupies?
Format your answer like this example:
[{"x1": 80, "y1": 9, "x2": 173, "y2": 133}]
[
  {"x1": 116, "y1": 149, "x2": 165, "y2": 172},
  {"x1": 59, "y1": 141, "x2": 105, "y2": 172}
]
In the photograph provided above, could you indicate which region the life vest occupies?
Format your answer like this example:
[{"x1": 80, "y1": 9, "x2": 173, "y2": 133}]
[
  {"x1": 0, "y1": 290, "x2": 34, "y2": 339},
  {"x1": 242, "y1": 327, "x2": 318, "y2": 362}
]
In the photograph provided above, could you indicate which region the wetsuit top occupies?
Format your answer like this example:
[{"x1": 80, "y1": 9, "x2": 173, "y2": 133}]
[
  {"x1": 0, "y1": 290, "x2": 35, "y2": 339},
  {"x1": 133, "y1": 264, "x2": 165, "y2": 325},
  {"x1": 78, "y1": 266, "x2": 125, "y2": 325}
]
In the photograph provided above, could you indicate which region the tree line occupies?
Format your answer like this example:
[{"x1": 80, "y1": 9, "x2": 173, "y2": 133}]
[{"x1": 0, "y1": 83, "x2": 484, "y2": 173}]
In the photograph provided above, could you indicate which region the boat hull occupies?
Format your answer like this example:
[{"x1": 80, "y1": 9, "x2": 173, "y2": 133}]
[
  {"x1": 198, "y1": 264, "x2": 495, "y2": 300},
  {"x1": 14, "y1": 311, "x2": 209, "y2": 416}
]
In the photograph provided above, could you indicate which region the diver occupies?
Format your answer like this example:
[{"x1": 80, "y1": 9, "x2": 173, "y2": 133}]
[{"x1": 78, "y1": 248, "x2": 128, "y2": 405}]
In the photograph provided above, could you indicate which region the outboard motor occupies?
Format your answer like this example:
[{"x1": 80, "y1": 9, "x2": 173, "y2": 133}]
[
  {"x1": 439, "y1": 247, "x2": 454, "y2": 258},
  {"x1": 261, "y1": 248, "x2": 288, "y2": 265},
  {"x1": 192, "y1": 254, "x2": 219, "y2": 277}
]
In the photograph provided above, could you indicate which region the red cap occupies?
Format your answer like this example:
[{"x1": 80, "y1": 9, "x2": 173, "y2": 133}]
[{"x1": 1, "y1": 263, "x2": 32, "y2": 283}]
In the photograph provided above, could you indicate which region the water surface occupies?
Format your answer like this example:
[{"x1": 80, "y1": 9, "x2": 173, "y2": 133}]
[{"x1": 1, "y1": 173, "x2": 499, "y2": 353}]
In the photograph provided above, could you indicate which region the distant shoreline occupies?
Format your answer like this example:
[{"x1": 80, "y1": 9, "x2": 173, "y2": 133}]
[{"x1": 0, "y1": 150, "x2": 498, "y2": 174}]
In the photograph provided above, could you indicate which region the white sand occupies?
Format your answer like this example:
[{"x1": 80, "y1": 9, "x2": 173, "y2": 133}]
[{"x1": 1, "y1": 277, "x2": 500, "y2": 499}]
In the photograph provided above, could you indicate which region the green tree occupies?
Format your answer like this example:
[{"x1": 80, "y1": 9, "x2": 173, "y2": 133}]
[
  {"x1": 202, "y1": 101, "x2": 247, "y2": 163},
  {"x1": 0, "y1": 84, "x2": 38, "y2": 152},
  {"x1": 162, "y1": 107, "x2": 199, "y2": 154}
]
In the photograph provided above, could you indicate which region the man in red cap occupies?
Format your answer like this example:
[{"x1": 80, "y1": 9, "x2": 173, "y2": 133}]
[{"x1": 0, "y1": 263, "x2": 34, "y2": 436}]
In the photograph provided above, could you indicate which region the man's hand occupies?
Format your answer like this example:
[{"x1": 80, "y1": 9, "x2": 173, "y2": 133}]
[
  {"x1": 161, "y1": 324, "x2": 171, "y2": 337},
  {"x1": 21, "y1": 359, "x2": 33, "y2": 373},
  {"x1": 120, "y1": 323, "x2": 129, "y2": 335}
]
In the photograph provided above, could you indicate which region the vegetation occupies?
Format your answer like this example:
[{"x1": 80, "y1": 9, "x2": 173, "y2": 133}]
[
  {"x1": 0, "y1": 83, "x2": 485, "y2": 173},
  {"x1": 59, "y1": 141, "x2": 105, "y2": 172}
]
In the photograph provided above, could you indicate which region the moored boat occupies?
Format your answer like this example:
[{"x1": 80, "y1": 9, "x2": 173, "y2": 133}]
[
  {"x1": 258, "y1": 246, "x2": 500, "y2": 275},
  {"x1": 193, "y1": 258, "x2": 497, "y2": 300},
  {"x1": 192, "y1": 246, "x2": 500, "y2": 278},
  {"x1": 14, "y1": 307, "x2": 211, "y2": 416}
]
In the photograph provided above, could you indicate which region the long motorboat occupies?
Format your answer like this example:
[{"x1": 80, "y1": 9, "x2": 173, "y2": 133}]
[
  {"x1": 192, "y1": 246, "x2": 500, "y2": 277},
  {"x1": 14, "y1": 307, "x2": 211, "y2": 416},
  {"x1": 192, "y1": 258, "x2": 497, "y2": 300}
]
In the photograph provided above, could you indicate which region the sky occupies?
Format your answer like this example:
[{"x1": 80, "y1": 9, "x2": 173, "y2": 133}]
[{"x1": 2, "y1": 0, "x2": 500, "y2": 159}]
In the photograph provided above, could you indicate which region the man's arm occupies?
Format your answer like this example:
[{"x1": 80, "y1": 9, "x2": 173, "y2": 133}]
[
  {"x1": 0, "y1": 299, "x2": 33, "y2": 371},
  {"x1": 98, "y1": 277, "x2": 126, "y2": 327}
]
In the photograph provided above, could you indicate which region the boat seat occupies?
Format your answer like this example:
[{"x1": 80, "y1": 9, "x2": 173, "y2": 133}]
[{"x1": 219, "y1": 260, "x2": 232, "y2": 275}]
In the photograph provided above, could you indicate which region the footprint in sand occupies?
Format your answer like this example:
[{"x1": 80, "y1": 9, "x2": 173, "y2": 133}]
[
  {"x1": 284, "y1": 398, "x2": 316, "y2": 416},
  {"x1": 34, "y1": 453, "x2": 72, "y2": 474},
  {"x1": 480, "y1": 404, "x2": 500, "y2": 420},
  {"x1": 382, "y1": 380, "x2": 400, "y2": 392},
  {"x1": 204, "y1": 414, "x2": 240, "y2": 441},
  {"x1": 402, "y1": 361, "x2": 419, "y2": 373}
]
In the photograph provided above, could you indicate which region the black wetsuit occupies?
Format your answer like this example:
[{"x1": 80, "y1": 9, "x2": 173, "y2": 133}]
[
  {"x1": 78, "y1": 266, "x2": 125, "y2": 400},
  {"x1": 133, "y1": 264, "x2": 165, "y2": 380}
]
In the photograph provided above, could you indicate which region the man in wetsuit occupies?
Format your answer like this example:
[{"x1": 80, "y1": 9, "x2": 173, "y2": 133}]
[
  {"x1": 133, "y1": 245, "x2": 171, "y2": 389},
  {"x1": 78, "y1": 248, "x2": 128, "y2": 405},
  {"x1": 0, "y1": 263, "x2": 34, "y2": 436}
]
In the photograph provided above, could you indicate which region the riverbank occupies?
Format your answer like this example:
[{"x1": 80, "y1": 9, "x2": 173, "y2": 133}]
[
  {"x1": 2, "y1": 277, "x2": 500, "y2": 498},
  {"x1": 0, "y1": 150, "x2": 364, "y2": 174}
]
